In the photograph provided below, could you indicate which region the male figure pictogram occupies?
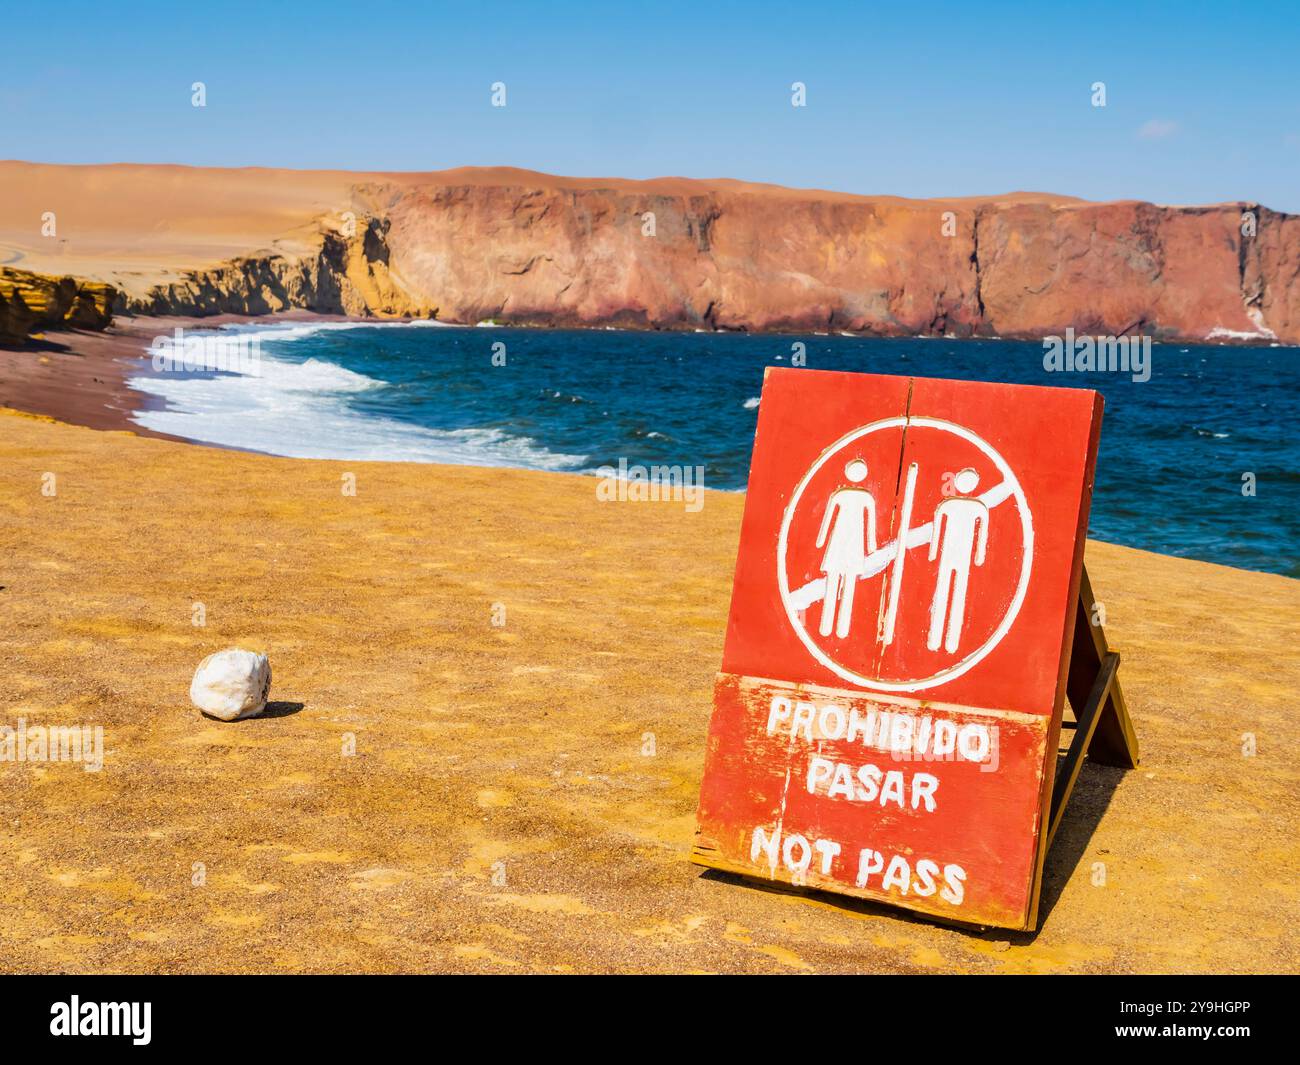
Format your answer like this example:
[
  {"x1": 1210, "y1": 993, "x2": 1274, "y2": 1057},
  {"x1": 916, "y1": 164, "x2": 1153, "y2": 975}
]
[
  {"x1": 815, "y1": 459, "x2": 878, "y2": 639},
  {"x1": 927, "y1": 467, "x2": 990, "y2": 653}
]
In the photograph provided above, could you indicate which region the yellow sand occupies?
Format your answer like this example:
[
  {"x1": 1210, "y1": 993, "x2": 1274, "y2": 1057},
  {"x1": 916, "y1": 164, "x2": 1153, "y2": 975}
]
[{"x1": 0, "y1": 409, "x2": 1295, "y2": 973}]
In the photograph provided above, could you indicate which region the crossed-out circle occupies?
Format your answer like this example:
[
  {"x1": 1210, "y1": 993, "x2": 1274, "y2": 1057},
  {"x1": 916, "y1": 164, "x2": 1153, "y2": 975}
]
[{"x1": 776, "y1": 417, "x2": 1035, "y2": 693}]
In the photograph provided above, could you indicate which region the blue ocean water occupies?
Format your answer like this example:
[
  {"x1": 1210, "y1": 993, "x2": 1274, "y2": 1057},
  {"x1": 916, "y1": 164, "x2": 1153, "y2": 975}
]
[{"x1": 129, "y1": 323, "x2": 1300, "y2": 577}]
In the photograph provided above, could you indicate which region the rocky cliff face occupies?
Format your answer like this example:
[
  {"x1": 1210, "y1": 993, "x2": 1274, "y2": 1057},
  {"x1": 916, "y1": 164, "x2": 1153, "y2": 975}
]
[
  {"x1": 0, "y1": 268, "x2": 116, "y2": 342},
  {"x1": 970, "y1": 201, "x2": 1299, "y2": 342},
  {"x1": 3, "y1": 163, "x2": 1296, "y2": 344},
  {"x1": 123, "y1": 217, "x2": 434, "y2": 321},
  {"x1": 133, "y1": 181, "x2": 1299, "y2": 343},
  {"x1": 390, "y1": 184, "x2": 1300, "y2": 341}
]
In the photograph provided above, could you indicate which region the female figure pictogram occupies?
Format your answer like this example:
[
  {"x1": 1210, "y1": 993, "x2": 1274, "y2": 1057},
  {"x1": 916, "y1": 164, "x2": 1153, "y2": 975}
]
[{"x1": 814, "y1": 459, "x2": 878, "y2": 639}]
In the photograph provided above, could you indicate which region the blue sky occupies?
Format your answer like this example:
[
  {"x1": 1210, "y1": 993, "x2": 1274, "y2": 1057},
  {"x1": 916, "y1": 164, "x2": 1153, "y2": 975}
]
[{"x1": 3, "y1": 0, "x2": 1297, "y2": 210}]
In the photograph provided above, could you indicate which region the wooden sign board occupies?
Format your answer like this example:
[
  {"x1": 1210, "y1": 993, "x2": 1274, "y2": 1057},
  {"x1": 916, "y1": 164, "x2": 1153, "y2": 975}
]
[{"x1": 692, "y1": 368, "x2": 1137, "y2": 930}]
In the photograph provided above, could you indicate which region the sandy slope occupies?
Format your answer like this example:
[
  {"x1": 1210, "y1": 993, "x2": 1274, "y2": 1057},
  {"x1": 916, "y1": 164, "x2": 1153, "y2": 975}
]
[{"x1": 0, "y1": 409, "x2": 1295, "y2": 973}]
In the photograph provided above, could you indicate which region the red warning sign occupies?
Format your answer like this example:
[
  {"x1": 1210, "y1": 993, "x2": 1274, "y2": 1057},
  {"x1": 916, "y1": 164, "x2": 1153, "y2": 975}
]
[{"x1": 693, "y1": 368, "x2": 1105, "y2": 930}]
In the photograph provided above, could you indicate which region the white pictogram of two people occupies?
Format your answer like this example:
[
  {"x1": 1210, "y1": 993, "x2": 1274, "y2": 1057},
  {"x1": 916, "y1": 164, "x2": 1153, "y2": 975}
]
[{"x1": 814, "y1": 461, "x2": 989, "y2": 653}]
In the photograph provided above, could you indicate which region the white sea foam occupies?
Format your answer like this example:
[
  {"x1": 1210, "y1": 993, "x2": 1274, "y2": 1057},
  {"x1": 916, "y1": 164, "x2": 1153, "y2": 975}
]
[
  {"x1": 127, "y1": 323, "x2": 587, "y2": 470},
  {"x1": 1206, "y1": 325, "x2": 1274, "y2": 342},
  {"x1": 211, "y1": 317, "x2": 460, "y2": 347},
  {"x1": 743, "y1": 396, "x2": 760, "y2": 409}
]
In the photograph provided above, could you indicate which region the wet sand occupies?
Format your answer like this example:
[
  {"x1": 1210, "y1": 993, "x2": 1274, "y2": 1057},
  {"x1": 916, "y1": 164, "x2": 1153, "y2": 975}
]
[
  {"x1": 0, "y1": 312, "x2": 353, "y2": 440},
  {"x1": 0, "y1": 408, "x2": 1296, "y2": 973}
]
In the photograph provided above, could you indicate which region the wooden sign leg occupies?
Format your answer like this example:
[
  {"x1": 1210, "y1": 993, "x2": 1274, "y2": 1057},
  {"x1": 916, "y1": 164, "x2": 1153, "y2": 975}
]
[{"x1": 1047, "y1": 565, "x2": 1139, "y2": 848}]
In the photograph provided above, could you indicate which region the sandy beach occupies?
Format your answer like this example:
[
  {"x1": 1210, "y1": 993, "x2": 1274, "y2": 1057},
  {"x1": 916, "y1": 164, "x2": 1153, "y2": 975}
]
[
  {"x1": 1, "y1": 403, "x2": 1296, "y2": 974},
  {"x1": 0, "y1": 312, "x2": 367, "y2": 439}
]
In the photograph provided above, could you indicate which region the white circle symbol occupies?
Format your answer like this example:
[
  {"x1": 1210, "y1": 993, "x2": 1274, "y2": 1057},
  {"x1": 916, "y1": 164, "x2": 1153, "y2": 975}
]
[{"x1": 776, "y1": 416, "x2": 1034, "y2": 693}]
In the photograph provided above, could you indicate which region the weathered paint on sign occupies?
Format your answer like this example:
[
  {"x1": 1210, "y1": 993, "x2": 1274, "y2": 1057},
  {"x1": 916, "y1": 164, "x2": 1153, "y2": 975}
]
[{"x1": 692, "y1": 368, "x2": 1104, "y2": 929}]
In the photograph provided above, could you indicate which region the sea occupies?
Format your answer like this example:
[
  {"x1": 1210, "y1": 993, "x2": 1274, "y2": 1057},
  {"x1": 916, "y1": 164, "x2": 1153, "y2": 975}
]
[{"x1": 127, "y1": 322, "x2": 1300, "y2": 578}]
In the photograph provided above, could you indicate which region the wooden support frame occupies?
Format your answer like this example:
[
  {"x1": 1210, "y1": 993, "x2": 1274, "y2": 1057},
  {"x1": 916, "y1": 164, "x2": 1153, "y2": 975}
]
[{"x1": 1047, "y1": 564, "x2": 1140, "y2": 849}]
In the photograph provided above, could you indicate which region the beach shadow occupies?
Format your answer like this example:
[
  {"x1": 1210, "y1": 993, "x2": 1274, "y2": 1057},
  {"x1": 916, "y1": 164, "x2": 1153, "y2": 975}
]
[
  {"x1": 1033, "y1": 757, "x2": 1125, "y2": 926},
  {"x1": 697, "y1": 867, "x2": 957, "y2": 928},
  {"x1": 0, "y1": 337, "x2": 69, "y2": 354},
  {"x1": 697, "y1": 867, "x2": 1012, "y2": 941},
  {"x1": 0, "y1": 332, "x2": 92, "y2": 354},
  {"x1": 257, "y1": 701, "x2": 306, "y2": 719}
]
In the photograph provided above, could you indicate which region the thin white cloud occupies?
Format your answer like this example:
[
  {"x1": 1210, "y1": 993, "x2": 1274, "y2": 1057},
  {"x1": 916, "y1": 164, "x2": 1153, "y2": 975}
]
[{"x1": 1137, "y1": 119, "x2": 1180, "y2": 140}]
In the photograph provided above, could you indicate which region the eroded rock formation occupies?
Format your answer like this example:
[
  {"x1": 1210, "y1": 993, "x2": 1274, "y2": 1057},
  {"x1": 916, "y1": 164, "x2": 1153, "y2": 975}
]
[{"x1": 0, "y1": 268, "x2": 116, "y2": 342}]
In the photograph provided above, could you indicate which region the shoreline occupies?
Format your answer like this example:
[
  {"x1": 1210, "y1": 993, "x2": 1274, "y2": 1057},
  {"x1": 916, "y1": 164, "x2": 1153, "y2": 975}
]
[
  {"x1": 4, "y1": 312, "x2": 1294, "y2": 448},
  {"x1": 0, "y1": 311, "x2": 379, "y2": 446}
]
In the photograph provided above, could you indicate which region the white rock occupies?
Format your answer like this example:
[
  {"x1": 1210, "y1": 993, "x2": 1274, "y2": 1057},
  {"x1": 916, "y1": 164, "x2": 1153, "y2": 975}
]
[{"x1": 189, "y1": 649, "x2": 271, "y2": 721}]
